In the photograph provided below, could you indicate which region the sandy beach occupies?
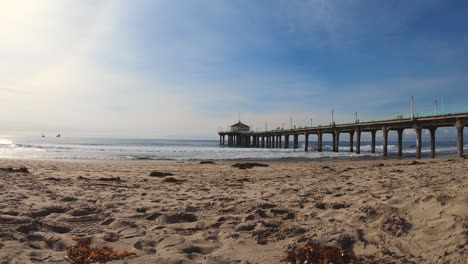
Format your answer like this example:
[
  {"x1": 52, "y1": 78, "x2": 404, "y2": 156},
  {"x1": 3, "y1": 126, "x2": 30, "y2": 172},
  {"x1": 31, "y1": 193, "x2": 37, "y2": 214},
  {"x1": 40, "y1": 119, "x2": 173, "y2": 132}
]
[{"x1": 0, "y1": 158, "x2": 467, "y2": 263}]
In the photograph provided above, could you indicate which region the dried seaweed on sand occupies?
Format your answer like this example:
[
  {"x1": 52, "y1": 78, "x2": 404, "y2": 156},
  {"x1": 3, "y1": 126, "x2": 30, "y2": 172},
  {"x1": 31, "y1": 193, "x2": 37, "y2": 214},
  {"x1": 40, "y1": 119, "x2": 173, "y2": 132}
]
[
  {"x1": 149, "y1": 171, "x2": 174, "y2": 177},
  {"x1": 66, "y1": 241, "x2": 136, "y2": 263},
  {"x1": 283, "y1": 245, "x2": 357, "y2": 264},
  {"x1": 232, "y1": 163, "x2": 269, "y2": 169},
  {"x1": 0, "y1": 167, "x2": 30, "y2": 173}
]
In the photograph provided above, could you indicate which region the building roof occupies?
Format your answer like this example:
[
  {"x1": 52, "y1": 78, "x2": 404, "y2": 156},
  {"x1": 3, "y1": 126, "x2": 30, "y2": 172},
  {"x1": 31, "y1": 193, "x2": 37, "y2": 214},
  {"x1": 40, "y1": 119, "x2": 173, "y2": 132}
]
[{"x1": 230, "y1": 121, "x2": 250, "y2": 127}]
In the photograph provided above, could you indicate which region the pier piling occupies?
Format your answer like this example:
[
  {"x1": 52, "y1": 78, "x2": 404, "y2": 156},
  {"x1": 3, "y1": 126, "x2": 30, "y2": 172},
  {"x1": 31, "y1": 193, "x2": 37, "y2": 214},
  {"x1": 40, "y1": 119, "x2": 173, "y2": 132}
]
[
  {"x1": 397, "y1": 129, "x2": 404, "y2": 157},
  {"x1": 415, "y1": 126, "x2": 422, "y2": 159},
  {"x1": 382, "y1": 126, "x2": 388, "y2": 157},
  {"x1": 355, "y1": 128, "x2": 361, "y2": 154}
]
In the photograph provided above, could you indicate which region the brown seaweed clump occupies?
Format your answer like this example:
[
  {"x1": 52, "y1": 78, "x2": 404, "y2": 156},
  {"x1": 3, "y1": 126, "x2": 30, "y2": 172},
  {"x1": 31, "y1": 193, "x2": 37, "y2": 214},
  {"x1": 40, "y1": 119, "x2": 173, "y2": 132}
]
[
  {"x1": 283, "y1": 245, "x2": 357, "y2": 264},
  {"x1": 232, "y1": 163, "x2": 269, "y2": 169},
  {"x1": 0, "y1": 167, "x2": 30, "y2": 173},
  {"x1": 66, "y1": 241, "x2": 136, "y2": 263}
]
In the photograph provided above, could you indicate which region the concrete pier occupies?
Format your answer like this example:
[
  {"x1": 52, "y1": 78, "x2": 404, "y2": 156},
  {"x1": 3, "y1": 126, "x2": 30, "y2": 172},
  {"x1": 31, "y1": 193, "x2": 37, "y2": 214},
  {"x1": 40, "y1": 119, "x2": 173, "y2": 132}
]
[
  {"x1": 333, "y1": 131, "x2": 339, "y2": 152},
  {"x1": 456, "y1": 118, "x2": 464, "y2": 157},
  {"x1": 219, "y1": 113, "x2": 468, "y2": 159},
  {"x1": 355, "y1": 128, "x2": 361, "y2": 154},
  {"x1": 430, "y1": 127, "x2": 436, "y2": 158},
  {"x1": 415, "y1": 126, "x2": 422, "y2": 159},
  {"x1": 382, "y1": 126, "x2": 388, "y2": 157},
  {"x1": 318, "y1": 132, "x2": 322, "y2": 152},
  {"x1": 397, "y1": 129, "x2": 404, "y2": 157},
  {"x1": 371, "y1": 130, "x2": 376, "y2": 153}
]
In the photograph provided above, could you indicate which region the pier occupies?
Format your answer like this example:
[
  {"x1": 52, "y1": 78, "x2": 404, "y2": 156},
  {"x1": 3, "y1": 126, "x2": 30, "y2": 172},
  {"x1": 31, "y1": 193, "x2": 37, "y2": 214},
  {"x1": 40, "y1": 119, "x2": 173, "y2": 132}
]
[{"x1": 218, "y1": 112, "x2": 468, "y2": 159}]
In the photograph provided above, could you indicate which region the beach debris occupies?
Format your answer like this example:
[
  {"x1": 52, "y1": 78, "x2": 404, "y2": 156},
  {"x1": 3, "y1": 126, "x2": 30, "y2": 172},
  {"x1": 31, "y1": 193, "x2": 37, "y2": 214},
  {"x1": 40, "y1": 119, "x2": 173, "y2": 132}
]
[
  {"x1": 283, "y1": 245, "x2": 356, "y2": 264},
  {"x1": 77, "y1": 176, "x2": 121, "y2": 182},
  {"x1": 149, "y1": 171, "x2": 174, "y2": 177},
  {"x1": 162, "y1": 177, "x2": 184, "y2": 183},
  {"x1": 45, "y1": 177, "x2": 61, "y2": 181},
  {"x1": 200, "y1": 161, "x2": 216, "y2": 164},
  {"x1": 232, "y1": 163, "x2": 269, "y2": 169},
  {"x1": 256, "y1": 236, "x2": 268, "y2": 245},
  {"x1": 0, "y1": 167, "x2": 30, "y2": 173},
  {"x1": 97, "y1": 177, "x2": 121, "y2": 182},
  {"x1": 66, "y1": 240, "x2": 136, "y2": 264},
  {"x1": 407, "y1": 160, "x2": 424, "y2": 165}
]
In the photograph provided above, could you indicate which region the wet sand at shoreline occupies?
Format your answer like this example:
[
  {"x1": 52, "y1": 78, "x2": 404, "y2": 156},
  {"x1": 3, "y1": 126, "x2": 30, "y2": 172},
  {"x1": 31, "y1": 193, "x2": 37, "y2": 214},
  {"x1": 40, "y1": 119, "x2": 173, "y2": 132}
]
[{"x1": 0, "y1": 158, "x2": 467, "y2": 263}]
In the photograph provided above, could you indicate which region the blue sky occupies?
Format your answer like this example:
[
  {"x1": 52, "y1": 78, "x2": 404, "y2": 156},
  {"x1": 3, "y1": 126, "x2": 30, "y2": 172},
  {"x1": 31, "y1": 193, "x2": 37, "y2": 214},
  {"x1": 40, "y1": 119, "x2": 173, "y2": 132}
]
[{"x1": 1, "y1": 0, "x2": 467, "y2": 139}]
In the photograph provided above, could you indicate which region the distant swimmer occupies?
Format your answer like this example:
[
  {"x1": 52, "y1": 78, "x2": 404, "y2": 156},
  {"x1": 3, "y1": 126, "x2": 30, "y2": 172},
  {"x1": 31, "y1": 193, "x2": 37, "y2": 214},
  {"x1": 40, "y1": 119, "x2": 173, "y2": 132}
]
[
  {"x1": 56, "y1": 134, "x2": 61, "y2": 137},
  {"x1": 42, "y1": 134, "x2": 45, "y2": 138}
]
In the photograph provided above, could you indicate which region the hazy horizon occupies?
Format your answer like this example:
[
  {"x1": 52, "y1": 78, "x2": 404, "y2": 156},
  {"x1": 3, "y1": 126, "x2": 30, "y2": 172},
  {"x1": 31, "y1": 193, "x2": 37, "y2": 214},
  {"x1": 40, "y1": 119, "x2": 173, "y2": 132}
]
[{"x1": 1, "y1": 1, "x2": 468, "y2": 139}]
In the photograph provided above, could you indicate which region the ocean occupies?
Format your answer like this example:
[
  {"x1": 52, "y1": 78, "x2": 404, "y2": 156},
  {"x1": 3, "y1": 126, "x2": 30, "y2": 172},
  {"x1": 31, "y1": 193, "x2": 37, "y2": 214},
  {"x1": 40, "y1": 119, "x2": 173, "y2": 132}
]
[{"x1": 0, "y1": 135, "x2": 465, "y2": 161}]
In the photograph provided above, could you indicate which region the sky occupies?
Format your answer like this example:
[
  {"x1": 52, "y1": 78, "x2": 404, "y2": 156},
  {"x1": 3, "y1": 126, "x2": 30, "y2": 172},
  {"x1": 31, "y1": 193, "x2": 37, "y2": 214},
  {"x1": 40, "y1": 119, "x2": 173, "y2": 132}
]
[{"x1": 1, "y1": 0, "x2": 468, "y2": 139}]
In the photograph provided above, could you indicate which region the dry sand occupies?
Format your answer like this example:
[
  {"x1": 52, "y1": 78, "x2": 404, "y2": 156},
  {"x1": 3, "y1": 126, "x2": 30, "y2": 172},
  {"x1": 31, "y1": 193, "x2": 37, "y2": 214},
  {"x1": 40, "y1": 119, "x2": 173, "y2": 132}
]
[{"x1": 0, "y1": 158, "x2": 467, "y2": 263}]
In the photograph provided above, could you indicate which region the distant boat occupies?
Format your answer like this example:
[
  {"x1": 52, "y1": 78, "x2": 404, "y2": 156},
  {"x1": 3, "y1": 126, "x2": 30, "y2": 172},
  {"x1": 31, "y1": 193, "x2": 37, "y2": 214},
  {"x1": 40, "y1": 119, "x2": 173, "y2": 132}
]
[{"x1": 56, "y1": 134, "x2": 61, "y2": 137}]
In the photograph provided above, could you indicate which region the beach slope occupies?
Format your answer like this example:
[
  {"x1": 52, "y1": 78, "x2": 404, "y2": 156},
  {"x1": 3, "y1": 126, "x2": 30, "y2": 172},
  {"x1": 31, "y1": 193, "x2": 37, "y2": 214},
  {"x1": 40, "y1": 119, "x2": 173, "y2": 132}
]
[{"x1": 0, "y1": 158, "x2": 466, "y2": 263}]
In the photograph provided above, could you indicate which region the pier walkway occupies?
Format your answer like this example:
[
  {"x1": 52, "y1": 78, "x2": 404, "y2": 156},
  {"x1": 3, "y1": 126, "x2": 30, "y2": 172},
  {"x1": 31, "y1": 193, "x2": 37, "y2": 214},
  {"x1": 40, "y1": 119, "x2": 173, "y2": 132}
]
[{"x1": 218, "y1": 111, "x2": 468, "y2": 159}]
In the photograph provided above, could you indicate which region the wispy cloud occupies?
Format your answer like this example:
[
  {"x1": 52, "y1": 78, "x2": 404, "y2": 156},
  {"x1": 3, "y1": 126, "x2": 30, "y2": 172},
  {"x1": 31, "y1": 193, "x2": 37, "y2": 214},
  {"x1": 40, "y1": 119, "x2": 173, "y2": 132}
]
[{"x1": 0, "y1": 1, "x2": 467, "y2": 139}]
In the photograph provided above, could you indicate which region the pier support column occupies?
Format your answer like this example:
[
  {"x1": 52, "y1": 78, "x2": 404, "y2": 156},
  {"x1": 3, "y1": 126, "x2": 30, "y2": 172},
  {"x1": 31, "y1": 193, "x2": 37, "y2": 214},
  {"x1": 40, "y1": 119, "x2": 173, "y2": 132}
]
[
  {"x1": 382, "y1": 126, "x2": 388, "y2": 157},
  {"x1": 456, "y1": 119, "x2": 464, "y2": 157},
  {"x1": 261, "y1": 136, "x2": 265, "y2": 148},
  {"x1": 397, "y1": 129, "x2": 404, "y2": 157},
  {"x1": 276, "y1": 136, "x2": 279, "y2": 148},
  {"x1": 279, "y1": 136, "x2": 282, "y2": 148},
  {"x1": 222, "y1": 135, "x2": 225, "y2": 145},
  {"x1": 318, "y1": 133, "x2": 322, "y2": 152},
  {"x1": 430, "y1": 127, "x2": 437, "y2": 159},
  {"x1": 285, "y1": 135, "x2": 289, "y2": 149},
  {"x1": 355, "y1": 128, "x2": 361, "y2": 154},
  {"x1": 272, "y1": 136, "x2": 275, "y2": 148},
  {"x1": 304, "y1": 133, "x2": 309, "y2": 152},
  {"x1": 293, "y1": 134, "x2": 299, "y2": 149},
  {"x1": 219, "y1": 135, "x2": 222, "y2": 145},
  {"x1": 371, "y1": 130, "x2": 376, "y2": 153},
  {"x1": 333, "y1": 131, "x2": 340, "y2": 152},
  {"x1": 349, "y1": 131, "x2": 354, "y2": 152},
  {"x1": 415, "y1": 126, "x2": 422, "y2": 159}
]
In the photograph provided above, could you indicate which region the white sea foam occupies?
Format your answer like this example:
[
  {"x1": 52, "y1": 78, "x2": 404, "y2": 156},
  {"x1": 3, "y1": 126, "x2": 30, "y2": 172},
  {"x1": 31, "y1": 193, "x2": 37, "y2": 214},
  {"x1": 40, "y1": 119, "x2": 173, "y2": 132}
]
[{"x1": 0, "y1": 136, "x2": 464, "y2": 161}]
